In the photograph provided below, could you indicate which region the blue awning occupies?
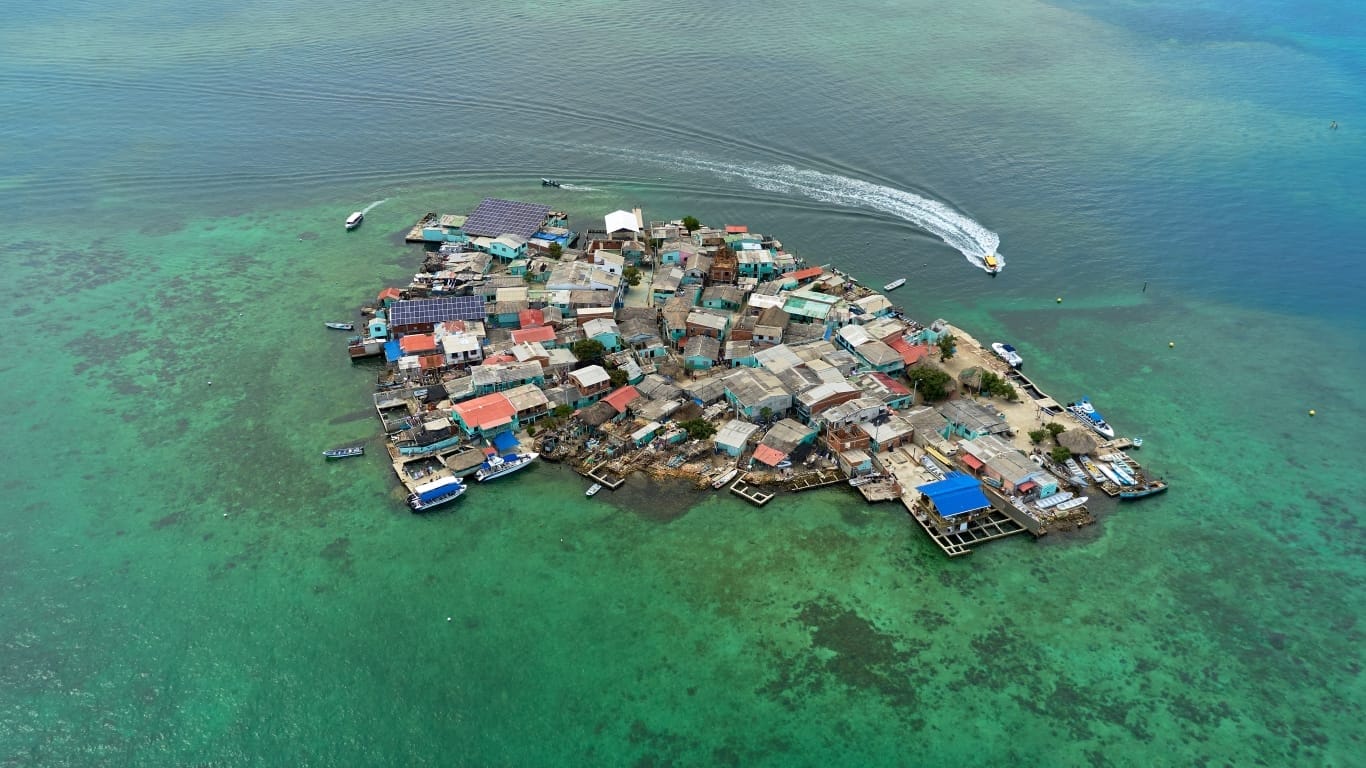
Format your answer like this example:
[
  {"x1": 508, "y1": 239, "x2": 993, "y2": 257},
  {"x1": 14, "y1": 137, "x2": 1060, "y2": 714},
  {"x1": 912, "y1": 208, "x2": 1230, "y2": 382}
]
[
  {"x1": 491, "y1": 430, "x2": 519, "y2": 453},
  {"x1": 915, "y1": 472, "x2": 991, "y2": 518}
]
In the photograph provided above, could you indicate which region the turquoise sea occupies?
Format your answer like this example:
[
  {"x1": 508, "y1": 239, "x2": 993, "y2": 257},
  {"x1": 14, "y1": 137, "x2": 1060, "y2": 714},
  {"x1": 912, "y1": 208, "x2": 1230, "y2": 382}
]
[{"x1": 2, "y1": 1, "x2": 1363, "y2": 765}]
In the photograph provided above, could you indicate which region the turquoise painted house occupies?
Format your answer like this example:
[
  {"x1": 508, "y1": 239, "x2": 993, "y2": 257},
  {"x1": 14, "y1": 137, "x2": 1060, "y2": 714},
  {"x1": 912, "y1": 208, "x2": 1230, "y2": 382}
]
[{"x1": 583, "y1": 318, "x2": 623, "y2": 353}]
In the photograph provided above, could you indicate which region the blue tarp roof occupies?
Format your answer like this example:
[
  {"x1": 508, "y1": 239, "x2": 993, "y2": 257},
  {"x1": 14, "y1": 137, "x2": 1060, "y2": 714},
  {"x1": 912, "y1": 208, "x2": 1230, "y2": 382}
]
[
  {"x1": 915, "y1": 472, "x2": 990, "y2": 518},
  {"x1": 384, "y1": 339, "x2": 402, "y2": 362},
  {"x1": 491, "y1": 430, "x2": 519, "y2": 453}
]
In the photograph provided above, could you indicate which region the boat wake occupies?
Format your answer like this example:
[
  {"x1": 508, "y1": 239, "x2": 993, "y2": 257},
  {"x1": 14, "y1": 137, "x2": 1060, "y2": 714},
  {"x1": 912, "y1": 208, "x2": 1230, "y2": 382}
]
[
  {"x1": 360, "y1": 198, "x2": 388, "y2": 214},
  {"x1": 658, "y1": 154, "x2": 1003, "y2": 272},
  {"x1": 558, "y1": 184, "x2": 598, "y2": 192}
]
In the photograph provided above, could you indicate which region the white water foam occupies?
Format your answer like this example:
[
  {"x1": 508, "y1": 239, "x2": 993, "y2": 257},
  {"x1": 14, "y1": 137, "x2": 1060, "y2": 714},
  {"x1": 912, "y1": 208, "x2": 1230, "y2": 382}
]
[
  {"x1": 558, "y1": 184, "x2": 599, "y2": 192},
  {"x1": 660, "y1": 155, "x2": 1003, "y2": 272},
  {"x1": 361, "y1": 198, "x2": 388, "y2": 214}
]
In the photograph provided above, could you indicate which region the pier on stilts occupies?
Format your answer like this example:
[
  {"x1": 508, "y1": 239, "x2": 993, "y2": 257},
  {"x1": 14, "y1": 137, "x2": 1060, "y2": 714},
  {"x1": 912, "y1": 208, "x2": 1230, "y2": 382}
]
[
  {"x1": 904, "y1": 501, "x2": 1029, "y2": 557},
  {"x1": 729, "y1": 473, "x2": 774, "y2": 506}
]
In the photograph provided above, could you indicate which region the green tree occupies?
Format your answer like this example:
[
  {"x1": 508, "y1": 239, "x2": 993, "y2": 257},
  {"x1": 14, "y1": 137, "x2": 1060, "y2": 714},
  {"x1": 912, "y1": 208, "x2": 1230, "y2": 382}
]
[
  {"x1": 906, "y1": 366, "x2": 954, "y2": 402},
  {"x1": 1049, "y1": 445, "x2": 1072, "y2": 463},
  {"x1": 622, "y1": 265, "x2": 642, "y2": 287},
  {"x1": 1028, "y1": 428, "x2": 1048, "y2": 444},
  {"x1": 1045, "y1": 422, "x2": 1066, "y2": 439},
  {"x1": 547, "y1": 242, "x2": 563, "y2": 259},
  {"x1": 554, "y1": 405, "x2": 574, "y2": 418},
  {"x1": 681, "y1": 215, "x2": 701, "y2": 233},
  {"x1": 759, "y1": 406, "x2": 774, "y2": 423},
  {"x1": 680, "y1": 418, "x2": 717, "y2": 441},
  {"x1": 979, "y1": 371, "x2": 1019, "y2": 401},
  {"x1": 606, "y1": 367, "x2": 628, "y2": 388},
  {"x1": 571, "y1": 339, "x2": 605, "y2": 364},
  {"x1": 936, "y1": 333, "x2": 957, "y2": 361}
]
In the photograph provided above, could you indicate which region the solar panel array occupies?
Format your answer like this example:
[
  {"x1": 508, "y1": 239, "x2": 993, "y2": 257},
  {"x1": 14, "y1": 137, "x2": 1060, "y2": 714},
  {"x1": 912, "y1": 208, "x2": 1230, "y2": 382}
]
[
  {"x1": 462, "y1": 198, "x2": 552, "y2": 239},
  {"x1": 389, "y1": 296, "x2": 488, "y2": 327}
]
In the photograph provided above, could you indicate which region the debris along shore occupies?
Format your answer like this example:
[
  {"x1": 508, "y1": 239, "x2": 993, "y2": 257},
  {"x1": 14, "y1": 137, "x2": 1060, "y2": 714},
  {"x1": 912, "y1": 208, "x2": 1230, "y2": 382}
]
[{"x1": 336, "y1": 198, "x2": 1166, "y2": 551}]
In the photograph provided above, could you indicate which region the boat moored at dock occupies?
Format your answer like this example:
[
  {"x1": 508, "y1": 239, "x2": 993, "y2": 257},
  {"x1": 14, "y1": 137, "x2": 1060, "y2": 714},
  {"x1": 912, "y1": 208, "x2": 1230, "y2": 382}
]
[
  {"x1": 711, "y1": 467, "x2": 739, "y2": 489},
  {"x1": 990, "y1": 342, "x2": 1023, "y2": 369},
  {"x1": 475, "y1": 451, "x2": 539, "y2": 482},
  {"x1": 326, "y1": 321, "x2": 355, "y2": 331},
  {"x1": 585, "y1": 483, "x2": 602, "y2": 497},
  {"x1": 406, "y1": 476, "x2": 466, "y2": 512},
  {"x1": 323, "y1": 445, "x2": 364, "y2": 459},
  {"x1": 345, "y1": 211, "x2": 364, "y2": 230},
  {"x1": 1068, "y1": 397, "x2": 1116, "y2": 439},
  {"x1": 1119, "y1": 480, "x2": 1168, "y2": 499}
]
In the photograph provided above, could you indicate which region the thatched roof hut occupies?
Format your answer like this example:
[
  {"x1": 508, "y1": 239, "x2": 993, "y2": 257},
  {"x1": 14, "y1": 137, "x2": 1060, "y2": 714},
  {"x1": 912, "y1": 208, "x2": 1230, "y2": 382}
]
[{"x1": 1057, "y1": 428, "x2": 1098, "y2": 456}]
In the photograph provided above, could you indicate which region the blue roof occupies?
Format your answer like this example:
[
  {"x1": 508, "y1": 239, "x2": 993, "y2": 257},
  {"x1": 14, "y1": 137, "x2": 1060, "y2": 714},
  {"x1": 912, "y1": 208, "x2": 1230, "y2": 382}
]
[
  {"x1": 491, "y1": 430, "x2": 519, "y2": 453},
  {"x1": 915, "y1": 472, "x2": 990, "y2": 518},
  {"x1": 383, "y1": 339, "x2": 402, "y2": 362}
]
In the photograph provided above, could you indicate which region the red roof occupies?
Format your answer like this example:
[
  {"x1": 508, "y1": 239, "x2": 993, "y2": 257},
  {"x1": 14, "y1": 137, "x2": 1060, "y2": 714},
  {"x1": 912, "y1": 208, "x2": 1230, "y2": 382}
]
[
  {"x1": 481, "y1": 353, "x2": 516, "y2": 366},
  {"x1": 440, "y1": 320, "x2": 467, "y2": 333},
  {"x1": 887, "y1": 338, "x2": 932, "y2": 365},
  {"x1": 752, "y1": 445, "x2": 787, "y2": 467},
  {"x1": 789, "y1": 266, "x2": 824, "y2": 282},
  {"x1": 419, "y1": 354, "x2": 446, "y2": 370},
  {"x1": 378, "y1": 287, "x2": 402, "y2": 301},
  {"x1": 1017, "y1": 480, "x2": 1038, "y2": 493},
  {"x1": 869, "y1": 372, "x2": 911, "y2": 396},
  {"x1": 602, "y1": 386, "x2": 641, "y2": 414},
  {"x1": 518, "y1": 308, "x2": 544, "y2": 328},
  {"x1": 511, "y1": 325, "x2": 556, "y2": 344},
  {"x1": 399, "y1": 334, "x2": 436, "y2": 354},
  {"x1": 724, "y1": 225, "x2": 748, "y2": 234},
  {"x1": 453, "y1": 393, "x2": 516, "y2": 430},
  {"x1": 959, "y1": 453, "x2": 984, "y2": 470}
]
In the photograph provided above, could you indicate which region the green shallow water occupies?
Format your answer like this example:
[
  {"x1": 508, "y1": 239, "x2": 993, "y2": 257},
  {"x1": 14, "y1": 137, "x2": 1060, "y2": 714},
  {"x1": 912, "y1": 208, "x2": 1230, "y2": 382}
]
[{"x1": 2, "y1": 195, "x2": 1360, "y2": 766}]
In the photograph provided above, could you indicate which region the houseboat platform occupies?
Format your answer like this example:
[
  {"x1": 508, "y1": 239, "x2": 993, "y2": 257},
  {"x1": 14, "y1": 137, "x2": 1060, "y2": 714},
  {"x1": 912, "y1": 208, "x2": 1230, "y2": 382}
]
[
  {"x1": 784, "y1": 468, "x2": 845, "y2": 492},
  {"x1": 856, "y1": 478, "x2": 902, "y2": 503},
  {"x1": 730, "y1": 474, "x2": 774, "y2": 506}
]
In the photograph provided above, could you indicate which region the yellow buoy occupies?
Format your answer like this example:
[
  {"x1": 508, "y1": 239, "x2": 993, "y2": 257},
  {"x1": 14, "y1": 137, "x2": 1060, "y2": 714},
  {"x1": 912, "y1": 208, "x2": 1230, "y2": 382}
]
[{"x1": 1309, "y1": 409, "x2": 1316, "y2": 417}]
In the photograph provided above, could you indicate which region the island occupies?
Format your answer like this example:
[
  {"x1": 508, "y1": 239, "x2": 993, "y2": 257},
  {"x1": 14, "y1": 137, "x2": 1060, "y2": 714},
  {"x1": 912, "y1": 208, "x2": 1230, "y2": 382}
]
[{"x1": 338, "y1": 196, "x2": 1165, "y2": 556}]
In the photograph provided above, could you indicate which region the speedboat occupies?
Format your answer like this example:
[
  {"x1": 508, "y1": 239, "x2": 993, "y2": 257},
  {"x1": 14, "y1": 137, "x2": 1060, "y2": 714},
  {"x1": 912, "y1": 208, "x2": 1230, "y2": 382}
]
[
  {"x1": 345, "y1": 211, "x2": 364, "y2": 230},
  {"x1": 541, "y1": 178, "x2": 561, "y2": 187},
  {"x1": 323, "y1": 446, "x2": 364, "y2": 459},
  {"x1": 990, "y1": 342, "x2": 1024, "y2": 369},
  {"x1": 475, "y1": 451, "x2": 539, "y2": 482},
  {"x1": 883, "y1": 278, "x2": 907, "y2": 291},
  {"x1": 585, "y1": 483, "x2": 602, "y2": 497},
  {"x1": 325, "y1": 321, "x2": 355, "y2": 331},
  {"x1": 1068, "y1": 398, "x2": 1116, "y2": 439},
  {"x1": 984, "y1": 253, "x2": 1000, "y2": 274}
]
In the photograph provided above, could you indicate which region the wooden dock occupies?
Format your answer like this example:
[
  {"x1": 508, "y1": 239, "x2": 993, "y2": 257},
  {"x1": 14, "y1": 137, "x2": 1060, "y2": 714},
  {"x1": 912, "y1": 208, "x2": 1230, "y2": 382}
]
[
  {"x1": 730, "y1": 473, "x2": 774, "y2": 506},
  {"x1": 404, "y1": 212, "x2": 438, "y2": 243},
  {"x1": 856, "y1": 479, "x2": 901, "y2": 503},
  {"x1": 901, "y1": 495, "x2": 1029, "y2": 557},
  {"x1": 784, "y1": 468, "x2": 845, "y2": 492},
  {"x1": 584, "y1": 462, "x2": 628, "y2": 490}
]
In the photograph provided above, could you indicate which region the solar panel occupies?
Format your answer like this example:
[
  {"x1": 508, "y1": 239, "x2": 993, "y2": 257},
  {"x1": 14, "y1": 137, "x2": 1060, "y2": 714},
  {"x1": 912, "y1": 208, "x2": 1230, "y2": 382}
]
[
  {"x1": 389, "y1": 296, "x2": 488, "y2": 327},
  {"x1": 462, "y1": 198, "x2": 552, "y2": 239}
]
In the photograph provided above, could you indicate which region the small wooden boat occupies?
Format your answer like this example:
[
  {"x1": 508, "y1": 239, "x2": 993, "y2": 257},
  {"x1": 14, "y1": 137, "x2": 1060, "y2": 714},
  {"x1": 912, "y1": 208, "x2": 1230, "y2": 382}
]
[
  {"x1": 1120, "y1": 480, "x2": 1168, "y2": 500},
  {"x1": 325, "y1": 322, "x2": 355, "y2": 331},
  {"x1": 345, "y1": 211, "x2": 364, "y2": 230},
  {"x1": 585, "y1": 483, "x2": 602, "y2": 497},
  {"x1": 711, "y1": 468, "x2": 739, "y2": 489},
  {"x1": 323, "y1": 446, "x2": 364, "y2": 459}
]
